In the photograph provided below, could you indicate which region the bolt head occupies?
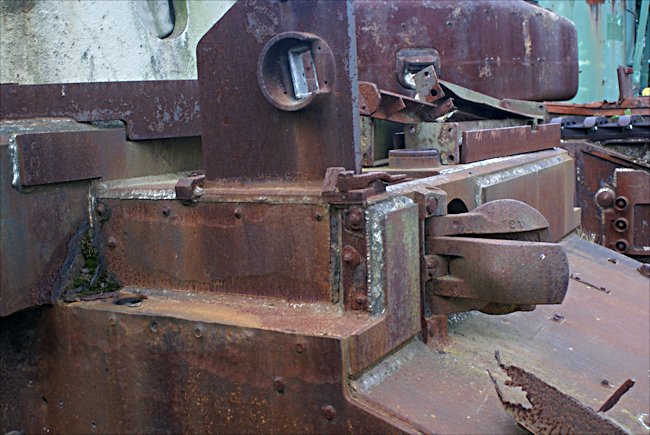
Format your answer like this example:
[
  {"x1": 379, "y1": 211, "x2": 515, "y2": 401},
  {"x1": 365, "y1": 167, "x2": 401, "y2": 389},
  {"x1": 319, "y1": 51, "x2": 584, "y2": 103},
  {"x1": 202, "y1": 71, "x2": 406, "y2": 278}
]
[
  {"x1": 320, "y1": 405, "x2": 336, "y2": 421},
  {"x1": 346, "y1": 208, "x2": 364, "y2": 230},
  {"x1": 95, "y1": 202, "x2": 106, "y2": 215},
  {"x1": 162, "y1": 206, "x2": 171, "y2": 217}
]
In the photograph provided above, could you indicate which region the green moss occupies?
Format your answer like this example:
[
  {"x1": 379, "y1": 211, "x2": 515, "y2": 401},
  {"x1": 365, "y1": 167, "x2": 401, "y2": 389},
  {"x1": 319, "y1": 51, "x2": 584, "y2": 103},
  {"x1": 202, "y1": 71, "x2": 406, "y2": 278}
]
[{"x1": 63, "y1": 231, "x2": 121, "y2": 301}]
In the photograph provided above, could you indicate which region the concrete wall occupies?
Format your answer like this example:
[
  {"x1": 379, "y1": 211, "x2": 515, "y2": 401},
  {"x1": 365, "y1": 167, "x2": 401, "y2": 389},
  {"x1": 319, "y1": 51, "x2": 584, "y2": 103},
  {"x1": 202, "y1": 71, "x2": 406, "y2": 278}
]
[{"x1": 0, "y1": 0, "x2": 234, "y2": 84}]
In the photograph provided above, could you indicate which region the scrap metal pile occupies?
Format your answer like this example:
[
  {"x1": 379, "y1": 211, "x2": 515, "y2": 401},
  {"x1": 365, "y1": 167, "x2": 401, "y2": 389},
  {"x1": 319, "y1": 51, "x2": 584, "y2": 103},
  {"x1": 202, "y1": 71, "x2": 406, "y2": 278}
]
[{"x1": 0, "y1": 1, "x2": 648, "y2": 433}]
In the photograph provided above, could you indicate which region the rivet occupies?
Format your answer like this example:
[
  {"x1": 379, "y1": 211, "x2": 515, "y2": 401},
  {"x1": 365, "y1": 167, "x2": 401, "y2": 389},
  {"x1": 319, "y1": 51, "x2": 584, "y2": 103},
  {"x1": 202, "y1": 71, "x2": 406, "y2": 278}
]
[
  {"x1": 295, "y1": 343, "x2": 305, "y2": 353},
  {"x1": 162, "y1": 206, "x2": 171, "y2": 217},
  {"x1": 95, "y1": 202, "x2": 106, "y2": 215},
  {"x1": 320, "y1": 405, "x2": 336, "y2": 421},
  {"x1": 273, "y1": 377, "x2": 285, "y2": 393},
  {"x1": 234, "y1": 207, "x2": 242, "y2": 219},
  {"x1": 107, "y1": 237, "x2": 118, "y2": 250}
]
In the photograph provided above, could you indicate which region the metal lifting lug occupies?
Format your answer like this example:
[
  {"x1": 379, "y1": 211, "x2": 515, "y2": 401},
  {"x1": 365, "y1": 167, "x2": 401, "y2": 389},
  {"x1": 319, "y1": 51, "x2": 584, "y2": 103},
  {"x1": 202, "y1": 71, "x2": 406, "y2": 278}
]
[{"x1": 424, "y1": 199, "x2": 569, "y2": 315}]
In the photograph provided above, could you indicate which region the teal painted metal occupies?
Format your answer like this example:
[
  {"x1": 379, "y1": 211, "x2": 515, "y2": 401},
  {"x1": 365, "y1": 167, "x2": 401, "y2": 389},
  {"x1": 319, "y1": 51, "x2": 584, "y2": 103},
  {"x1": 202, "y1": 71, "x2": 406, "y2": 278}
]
[
  {"x1": 632, "y1": 0, "x2": 649, "y2": 90},
  {"x1": 538, "y1": 0, "x2": 629, "y2": 102}
]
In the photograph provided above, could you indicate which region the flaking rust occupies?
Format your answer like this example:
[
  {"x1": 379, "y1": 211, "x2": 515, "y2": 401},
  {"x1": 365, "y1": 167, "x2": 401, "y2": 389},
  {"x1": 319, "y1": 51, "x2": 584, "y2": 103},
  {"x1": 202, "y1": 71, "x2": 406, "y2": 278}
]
[{"x1": 489, "y1": 351, "x2": 631, "y2": 434}]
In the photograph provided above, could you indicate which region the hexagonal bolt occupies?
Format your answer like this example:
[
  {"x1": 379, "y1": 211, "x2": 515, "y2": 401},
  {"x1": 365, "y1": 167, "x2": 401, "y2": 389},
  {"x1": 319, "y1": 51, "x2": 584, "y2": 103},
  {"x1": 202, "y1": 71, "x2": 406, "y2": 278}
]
[{"x1": 345, "y1": 207, "x2": 364, "y2": 231}]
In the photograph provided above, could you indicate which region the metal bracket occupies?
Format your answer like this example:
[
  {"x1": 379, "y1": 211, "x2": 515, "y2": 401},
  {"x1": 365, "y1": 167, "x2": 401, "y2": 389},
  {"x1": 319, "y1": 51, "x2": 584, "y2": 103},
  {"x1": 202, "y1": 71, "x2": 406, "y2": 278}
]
[
  {"x1": 175, "y1": 174, "x2": 205, "y2": 203},
  {"x1": 424, "y1": 200, "x2": 569, "y2": 315}
]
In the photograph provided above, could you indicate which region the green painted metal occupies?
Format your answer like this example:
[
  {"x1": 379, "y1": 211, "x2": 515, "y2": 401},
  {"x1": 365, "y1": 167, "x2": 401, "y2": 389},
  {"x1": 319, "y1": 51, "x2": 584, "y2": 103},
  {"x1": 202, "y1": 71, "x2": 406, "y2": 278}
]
[
  {"x1": 632, "y1": 0, "x2": 649, "y2": 90},
  {"x1": 538, "y1": 0, "x2": 629, "y2": 102}
]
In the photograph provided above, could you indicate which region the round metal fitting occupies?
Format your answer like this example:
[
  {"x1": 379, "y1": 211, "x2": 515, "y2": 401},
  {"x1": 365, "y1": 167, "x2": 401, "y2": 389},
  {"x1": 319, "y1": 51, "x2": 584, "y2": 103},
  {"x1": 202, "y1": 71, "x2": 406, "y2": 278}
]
[
  {"x1": 614, "y1": 196, "x2": 628, "y2": 211},
  {"x1": 613, "y1": 218, "x2": 628, "y2": 232},
  {"x1": 257, "y1": 32, "x2": 334, "y2": 111},
  {"x1": 614, "y1": 239, "x2": 628, "y2": 253},
  {"x1": 594, "y1": 187, "x2": 615, "y2": 208}
]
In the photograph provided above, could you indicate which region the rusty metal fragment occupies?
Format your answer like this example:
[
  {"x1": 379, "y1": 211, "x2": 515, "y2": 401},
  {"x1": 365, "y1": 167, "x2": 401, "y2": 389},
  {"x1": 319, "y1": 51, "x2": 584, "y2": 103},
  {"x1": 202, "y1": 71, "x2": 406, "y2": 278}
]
[
  {"x1": 489, "y1": 351, "x2": 630, "y2": 434},
  {"x1": 546, "y1": 97, "x2": 650, "y2": 117},
  {"x1": 358, "y1": 81, "x2": 455, "y2": 123},
  {"x1": 598, "y1": 379, "x2": 636, "y2": 413}
]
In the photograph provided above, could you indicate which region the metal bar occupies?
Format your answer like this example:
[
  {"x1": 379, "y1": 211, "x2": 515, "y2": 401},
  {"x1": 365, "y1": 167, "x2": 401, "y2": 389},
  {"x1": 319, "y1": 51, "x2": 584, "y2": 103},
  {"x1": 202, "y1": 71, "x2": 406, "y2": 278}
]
[
  {"x1": 460, "y1": 124, "x2": 560, "y2": 163},
  {"x1": 0, "y1": 81, "x2": 201, "y2": 140},
  {"x1": 16, "y1": 128, "x2": 126, "y2": 186}
]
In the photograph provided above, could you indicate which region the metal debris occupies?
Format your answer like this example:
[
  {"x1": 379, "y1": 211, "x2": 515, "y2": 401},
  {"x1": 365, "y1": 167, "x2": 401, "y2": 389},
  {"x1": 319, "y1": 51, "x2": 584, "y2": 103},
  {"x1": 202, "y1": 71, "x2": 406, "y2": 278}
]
[{"x1": 489, "y1": 351, "x2": 631, "y2": 434}]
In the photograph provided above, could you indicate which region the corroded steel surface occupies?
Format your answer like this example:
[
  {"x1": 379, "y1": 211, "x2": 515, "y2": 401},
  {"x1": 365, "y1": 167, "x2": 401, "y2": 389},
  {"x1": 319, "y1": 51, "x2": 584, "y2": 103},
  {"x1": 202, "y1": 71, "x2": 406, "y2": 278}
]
[
  {"x1": 355, "y1": 0, "x2": 578, "y2": 101},
  {"x1": 0, "y1": 138, "x2": 90, "y2": 316},
  {"x1": 353, "y1": 236, "x2": 649, "y2": 434},
  {"x1": 0, "y1": 120, "x2": 201, "y2": 316},
  {"x1": 16, "y1": 127, "x2": 126, "y2": 186},
  {"x1": 101, "y1": 196, "x2": 332, "y2": 302},
  {"x1": 0, "y1": 295, "x2": 409, "y2": 434},
  {"x1": 562, "y1": 140, "x2": 649, "y2": 257},
  {"x1": 197, "y1": 0, "x2": 360, "y2": 182},
  {"x1": 389, "y1": 149, "x2": 580, "y2": 243}
]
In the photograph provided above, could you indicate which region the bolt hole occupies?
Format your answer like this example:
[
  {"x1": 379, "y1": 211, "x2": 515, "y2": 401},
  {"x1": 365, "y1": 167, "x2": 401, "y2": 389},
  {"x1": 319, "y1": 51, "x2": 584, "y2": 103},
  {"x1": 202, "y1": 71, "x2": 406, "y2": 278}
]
[
  {"x1": 424, "y1": 71, "x2": 430, "y2": 77},
  {"x1": 430, "y1": 89, "x2": 438, "y2": 97},
  {"x1": 614, "y1": 196, "x2": 628, "y2": 210},
  {"x1": 150, "y1": 322, "x2": 158, "y2": 333},
  {"x1": 448, "y1": 155, "x2": 455, "y2": 162},
  {"x1": 324, "y1": 80, "x2": 328, "y2": 85},
  {"x1": 194, "y1": 327, "x2": 203, "y2": 338},
  {"x1": 41, "y1": 396, "x2": 48, "y2": 405},
  {"x1": 447, "y1": 198, "x2": 468, "y2": 214}
]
